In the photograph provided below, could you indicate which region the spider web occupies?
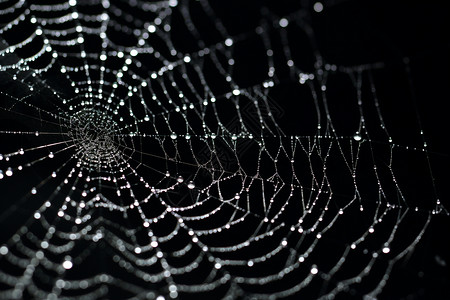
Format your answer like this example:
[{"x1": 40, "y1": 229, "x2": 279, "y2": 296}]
[{"x1": 0, "y1": 0, "x2": 449, "y2": 299}]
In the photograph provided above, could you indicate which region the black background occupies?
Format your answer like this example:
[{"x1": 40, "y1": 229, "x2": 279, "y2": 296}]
[{"x1": 1, "y1": 0, "x2": 449, "y2": 299}]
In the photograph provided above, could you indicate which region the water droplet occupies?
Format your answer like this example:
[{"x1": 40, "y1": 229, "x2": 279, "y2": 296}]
[
  {"x1": 62, "y1": 260, "x2": 73, "y2": 269},
  {"x1": 353, "y1": 134, "x2": 362, "y2": 141},
  {"x1": 0, "y1": 246, "x2": 8, "y2": 255},
  {"x1": 279, "y1": 18, "x2": 289, "y2": 27},
  {"x1": 187, "y1": 181, "x2": 195, "y2": 189},
  {"x1": 31, "y1": 187, "x2": 37, "y2": 194},
  {"x1": 313, "y1": 2, "x2": 323, "y2": 13},
  {"x1": 170, "y1": 133, "x2": 177, "y2": 139},
  {"x1": 6, "y1": 168, "x2": 13, "y2": 177}
]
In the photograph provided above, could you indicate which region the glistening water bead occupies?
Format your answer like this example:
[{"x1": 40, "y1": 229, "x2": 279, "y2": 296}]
[
  {"x1": 62, "y1": 260, "x2": 73, "y2": 270},
  {"x1": 353, "y1": 134, "x2": 362, "y2": 141}
]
